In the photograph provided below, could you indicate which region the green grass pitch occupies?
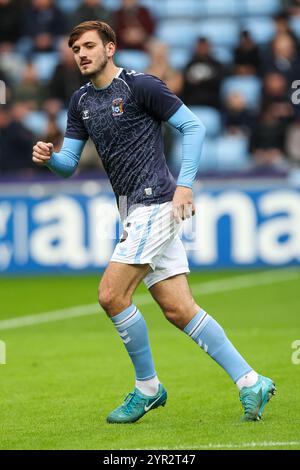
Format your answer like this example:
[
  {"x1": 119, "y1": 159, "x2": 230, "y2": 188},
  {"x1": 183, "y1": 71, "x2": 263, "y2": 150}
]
[{"x1": 0, "y1": 269, "x2": 300, "y2": 450}]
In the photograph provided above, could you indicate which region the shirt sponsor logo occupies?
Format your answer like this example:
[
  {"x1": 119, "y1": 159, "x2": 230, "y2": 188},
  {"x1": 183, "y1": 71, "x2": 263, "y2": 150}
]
[{"x1": 112, "y1": 98, "x2": 124, "y2": 116}]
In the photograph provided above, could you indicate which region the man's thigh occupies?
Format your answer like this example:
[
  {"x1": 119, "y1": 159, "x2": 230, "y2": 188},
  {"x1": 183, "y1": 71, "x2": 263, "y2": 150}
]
[
  {"x1": 100, "y1": 261, "x2": 151, "y2": 300},
  {"x1": 149, "y1": 273, "x2": 200, "y2": 328}
]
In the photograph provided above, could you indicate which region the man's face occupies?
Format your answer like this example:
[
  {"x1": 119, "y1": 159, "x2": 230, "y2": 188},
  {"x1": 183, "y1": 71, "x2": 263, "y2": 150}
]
[
  {"x1": 71, "y1": 30, "x2": 114, "y2": 78},
  {"x1": 122, "y1": 0, "x2": 137, "y2": 8},
  {"x1": 33, "y1": 0, "x2": 52, "y2": 9}
]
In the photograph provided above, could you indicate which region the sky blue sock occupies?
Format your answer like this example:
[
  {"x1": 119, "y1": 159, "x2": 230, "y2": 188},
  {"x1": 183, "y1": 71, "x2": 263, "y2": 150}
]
[
  {"x1": 110, "y1": 304, "x2": 156, "y2": 381},
  {"x1": 184, "y1": 309, "x2": 252, "y2": 383}
]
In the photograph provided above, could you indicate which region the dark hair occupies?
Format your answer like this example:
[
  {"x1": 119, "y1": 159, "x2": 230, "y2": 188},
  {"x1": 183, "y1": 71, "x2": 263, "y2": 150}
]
[{"x1": 68, "y1": 21, "x2": 117, "y2": 48}]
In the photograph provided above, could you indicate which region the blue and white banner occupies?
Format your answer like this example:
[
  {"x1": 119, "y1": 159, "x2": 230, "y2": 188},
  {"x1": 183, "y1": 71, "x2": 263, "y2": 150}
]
[{"x1": 0, "y1": 181, "x2": 299, "y2": 273}]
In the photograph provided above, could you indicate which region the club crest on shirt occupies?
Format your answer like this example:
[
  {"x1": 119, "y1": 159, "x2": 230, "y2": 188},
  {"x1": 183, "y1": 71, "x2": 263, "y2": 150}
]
[{"x1": 112, "y1": 98, "x2": 124, "y2": 116}]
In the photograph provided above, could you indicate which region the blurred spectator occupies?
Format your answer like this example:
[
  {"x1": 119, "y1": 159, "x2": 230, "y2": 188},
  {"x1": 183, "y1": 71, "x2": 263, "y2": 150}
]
[
  {"x1": 264, "y1": 33, "x2": 300, "y2": 82},
  {"x1": 11, "y1": 100, "x2": 33, "y2": 123},
  {"x1": 12, "y1": 62, "x2": 45, "y2": 108},
  {"x1": 43, "y1": 115, "x2": 63, "y2": 152},
  {"x1": 146, "y1": 40, "x2": 183, "y2": 95},
  {"x1": 234, "y1": 31, "x2": 261, "y2": 76},
  {"x1": 47, "y1": 38, "x2": 86, "y2": 107},
  {"x1": 182, "y1": 38, "x2": 224, "y2": 108},
  {"x1": 22, "y1": 0, "x2": 68, "y2": 53},
  {"x1": 0, "y1": 105, "x2": 35, "y2": 174},
  {"x1": 145, "y1": 39, "x2": 184, "y2": 164},
  {"x1": 113, "y1": 0, "x2": 156, "y2": 50},
  {"x1": 273, "y1": 12, "x2": 299, "y2": 44},
  {"x1": 43, "y1": 98, "x2": 64, "y2": 119},
  {"x1": 285, "y1": 0, "x2": 300, "y2": 15},
  {"x1": 0, "y1": 0, "x2": 299, "y2": 177},
  {"x1": 0, "y1": 42, "x2": 26, "y2": 86},
  {"x1": 249, "y1": 105, "x2": 288, "y2": 168},
  {"x1": 0, "y1": 0, "x2": 23, "y2": 45},
  {"x1": 286, "y1": 117, "x2": 300, "y2": 164},
  {"x1": 71, "y1": 0, "x2": 113, "y2": 28},
  {"x1": 262, "y1": 72, "x2": 294, "y2": 124},
  {"x1": 0, "y1": 68, "x2": 12, "y2": 104},
  {"x1": 77, "y1": 140, "x2": 105, "y2": 173},
  {"x1": 223, "y1": 92, "x2": 256, "y2": 135}
]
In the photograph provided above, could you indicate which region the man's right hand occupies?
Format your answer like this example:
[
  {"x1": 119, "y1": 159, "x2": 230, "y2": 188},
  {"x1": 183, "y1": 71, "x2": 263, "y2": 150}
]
[{"x1": 32, "y1": 141, "x2": 54, "y2": 166}]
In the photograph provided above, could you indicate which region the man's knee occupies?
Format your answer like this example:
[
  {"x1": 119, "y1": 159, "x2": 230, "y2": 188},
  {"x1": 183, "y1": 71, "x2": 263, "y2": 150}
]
[
  {"x1": 98, "y1": 285, "x2": 112, "y2": 311},
  {"x1": 98, "y1": 284, "x2": 130, "y2": 316},
  {"x1": 163, "y1": 300, "x2": 200, "y2": 328},
  {"x1": 164, "y1": 304, "x2": 184, "y2": 323}
]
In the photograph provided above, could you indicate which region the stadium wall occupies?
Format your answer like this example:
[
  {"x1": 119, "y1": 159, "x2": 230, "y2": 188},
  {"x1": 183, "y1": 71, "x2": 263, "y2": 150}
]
[{"x1": 0, "y1": 179, "x2": 299, "y2": 274}]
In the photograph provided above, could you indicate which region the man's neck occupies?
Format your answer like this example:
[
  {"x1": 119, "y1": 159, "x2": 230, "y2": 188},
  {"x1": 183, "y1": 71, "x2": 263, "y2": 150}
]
[{"x1": 91, "y1": 63, "x2": 121, "y2": 89}]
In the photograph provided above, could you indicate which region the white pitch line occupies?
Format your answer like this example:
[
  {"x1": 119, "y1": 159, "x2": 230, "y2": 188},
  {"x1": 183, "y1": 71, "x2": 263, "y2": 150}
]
[
  {"x1": 134, "y1": 441, "x2": 300, "y2": 450},
  {"x1": 0, "y1": 268, "x2": 299, "y2": 331},
  {"x1": 0, "y1": 304, "x2": 100, "y2": 330}
]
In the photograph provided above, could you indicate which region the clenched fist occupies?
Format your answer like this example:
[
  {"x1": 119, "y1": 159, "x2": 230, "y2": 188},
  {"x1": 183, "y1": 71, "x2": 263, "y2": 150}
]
[{"x1": 32, "y1": 141, "x2": 54, "y2": 166}]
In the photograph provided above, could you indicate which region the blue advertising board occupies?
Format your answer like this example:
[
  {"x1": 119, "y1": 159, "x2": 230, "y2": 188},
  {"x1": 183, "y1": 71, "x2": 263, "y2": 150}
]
[{"x1": 0, "y1": 180, "x2": 299, "y2": 274}]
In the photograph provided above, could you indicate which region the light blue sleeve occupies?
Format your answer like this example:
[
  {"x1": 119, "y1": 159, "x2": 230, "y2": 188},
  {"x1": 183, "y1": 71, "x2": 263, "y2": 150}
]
[
  {"x1": 46, "y1": 137, "x2": 86, "y2": 178},
  {"x1": 167, "y1": 104, "x2": 206, "y2": 188}
]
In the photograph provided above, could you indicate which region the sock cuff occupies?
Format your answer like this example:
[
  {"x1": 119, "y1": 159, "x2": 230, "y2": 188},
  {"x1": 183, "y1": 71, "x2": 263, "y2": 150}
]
[
  {"x1": 183, "y1": 309, "x2": 210, "y2": 338},
  {"x1": 111, "y1": 304, "x2": 141, "y2": 331},
  {"x1": 136, "y1": 372, "x2": 158, "y2": 381}
]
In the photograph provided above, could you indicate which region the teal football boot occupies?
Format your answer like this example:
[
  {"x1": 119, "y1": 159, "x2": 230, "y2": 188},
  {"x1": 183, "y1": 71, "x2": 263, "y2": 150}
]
[
  {"x1": 239, "y1": 375, "x2": 276, "y2": 421},
  {"x1": 107, "y1": 384, "x2": 167, "y2": 424}
]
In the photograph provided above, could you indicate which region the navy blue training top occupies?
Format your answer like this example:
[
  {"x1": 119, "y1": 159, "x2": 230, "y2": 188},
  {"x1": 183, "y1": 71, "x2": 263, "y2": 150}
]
[{"x1": 65, "y1": 68, "x2": 183, "y2": 208}]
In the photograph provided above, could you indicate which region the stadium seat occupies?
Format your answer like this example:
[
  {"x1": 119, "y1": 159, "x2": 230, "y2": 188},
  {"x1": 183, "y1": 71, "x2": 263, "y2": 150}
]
[
  {"x1": 102, "y1": 0, "x2": 121, "y2": 11},
  {"x1": 22, "y1": 111, "x2": 48, "y2": 136},
  {"x1": 139, "y1": 0, "x2": 168, "y2": 18},
  {"x1": 196, "y1": 19, "x2": 240, "y2": 48},
  {"x1": 216, "y1": 134, "x2": 250, "y2": 171},
  {"x1": 289, "y1": 16, "x2": 300, "y2": 40},
  {"x1": 32, "y1": 53, "x2": 60, "y2": 82},
  {"x1": 189, "y1": 106, "x2": 222, "y2": 137},
  {"x1": 156, "y1": 20, "x2": 198, "y2": 48},
  {"x1": 243, "y1": 0, "x2": 281, "y2": 16},
  {"x1": 212, "y1": 46, "x2": 234, "y2": 65},
  {"x1": 0, "y1": 52, "x2": 26, "y2": 85},
  {"x1": 198, "y1": 138, "x2": 218, "y2": 171},
  {"x1": 23, "y1": 109, "x2": 68, "y2": 137},
  {"x1": 241, "y1": 17, "x2": 276, "y2": 45},
  {"x1": 57, "y1": 109, "x2": 68, "y2": 133},
  {"x1": 221, "y1": 75, "x2": 262, "y2": 110},
  {"x1": 167, "y1": 126, "x2": 182, "y2": 172},
  {"x1": 115, "y1": 50, "x2": 150, "y2": 72},
  {"x1": 201, "y1": 0, "x2": 241, "y2": 17},
  {"x1": 159, "y1": 0, "x2": 197, "y2": 19},
  {"x1": 15, "y1": 37, "x2": 34, "y2": 57},
  {"x1": 57, "y1": 0, "x2": 82, "y2": 13},
  {"x1": 169, "y1": 47, "x2": 192, "y2": 70}
]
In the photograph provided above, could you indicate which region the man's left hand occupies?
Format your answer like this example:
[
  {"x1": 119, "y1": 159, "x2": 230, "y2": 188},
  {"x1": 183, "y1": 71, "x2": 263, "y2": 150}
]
[{"x1": 172, "y1": 186, "x2": 195, "y2": 223}]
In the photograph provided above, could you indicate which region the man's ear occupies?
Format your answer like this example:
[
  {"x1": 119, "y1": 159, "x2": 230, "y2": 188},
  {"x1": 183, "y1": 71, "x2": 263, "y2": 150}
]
[{"x1": 106, "y1": 42, "x2": 116, "y2": 58}]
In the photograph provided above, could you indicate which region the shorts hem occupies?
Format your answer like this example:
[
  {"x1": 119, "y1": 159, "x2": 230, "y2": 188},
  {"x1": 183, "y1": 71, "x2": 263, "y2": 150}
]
[
  {"x1": 144, "y1": 267, "x2": 190, "y2": 290},
  {"x1": 110, "y1": 257, "x2": 155, "y2": 269}
]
